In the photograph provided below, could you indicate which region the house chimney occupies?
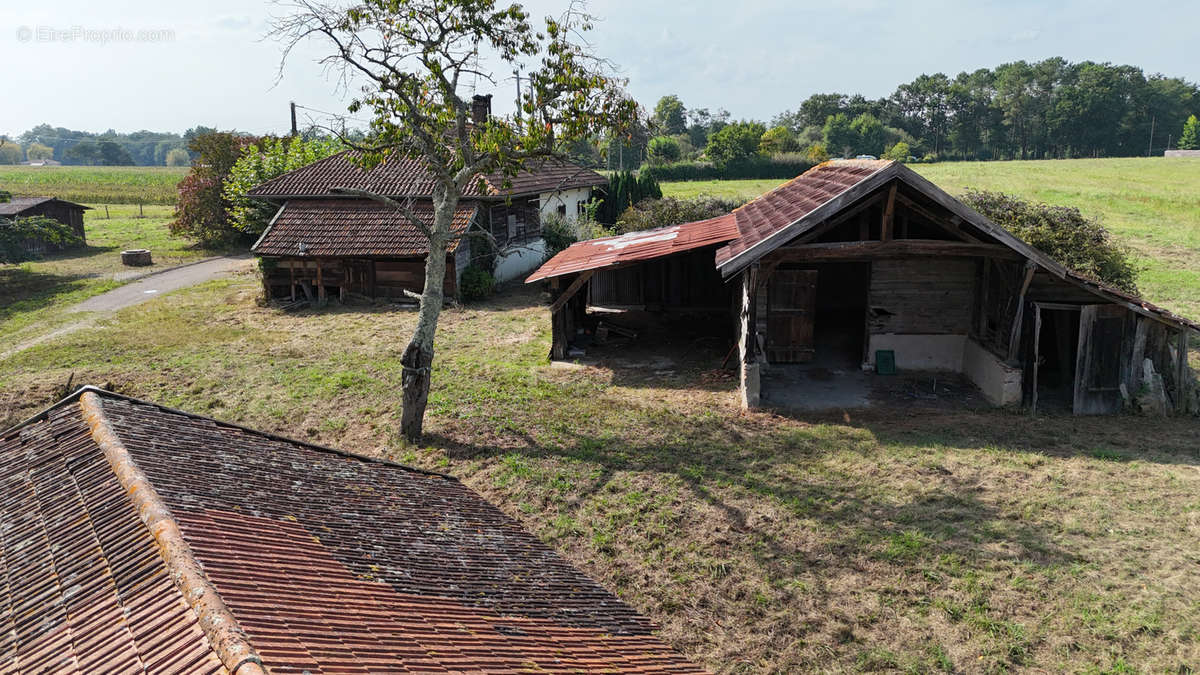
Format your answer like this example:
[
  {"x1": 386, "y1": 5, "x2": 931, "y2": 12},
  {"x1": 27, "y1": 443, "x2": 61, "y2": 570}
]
[{"x1": 471, "y1": 94, "x2": 492, "y2": 126}]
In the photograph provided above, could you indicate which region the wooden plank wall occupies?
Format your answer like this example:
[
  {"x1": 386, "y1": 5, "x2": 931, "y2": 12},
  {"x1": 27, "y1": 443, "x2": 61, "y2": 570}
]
[
  {"x1": 261, "y1": 256, "x2": 457, "y2": 301},
  {"x1": 868, "y1": 259, "x2": 975, "y2": 334}
]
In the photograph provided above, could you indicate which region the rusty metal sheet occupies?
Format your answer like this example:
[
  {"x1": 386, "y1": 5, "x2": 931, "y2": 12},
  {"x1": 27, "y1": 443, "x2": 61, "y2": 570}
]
[{"x1": 526, "y1": 213, "x2": 740, "y2": 282}]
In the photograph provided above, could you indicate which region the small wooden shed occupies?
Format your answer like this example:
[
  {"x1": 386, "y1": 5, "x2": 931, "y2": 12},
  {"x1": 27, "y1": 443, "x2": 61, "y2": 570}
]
[{"x1": 0, "y1": 197, "x2": 90, "y2": 253}]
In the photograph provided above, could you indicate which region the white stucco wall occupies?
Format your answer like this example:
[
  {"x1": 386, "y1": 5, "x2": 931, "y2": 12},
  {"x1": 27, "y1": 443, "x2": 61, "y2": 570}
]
[
  {"x1": 963, "y1": 339, "x2": 1023, "y2": 406},
  {"x1": 538, "y1": 187, "x2": 593, "y2": 222},
  {"x1": 494, "y1": 238, "x2": 548, "y2": 284},
  {"x1": 867, "y1": 334, "x2": 967, "y2": 371}
]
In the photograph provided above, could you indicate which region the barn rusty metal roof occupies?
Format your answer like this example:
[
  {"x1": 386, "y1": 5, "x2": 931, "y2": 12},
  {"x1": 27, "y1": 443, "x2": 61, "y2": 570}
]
[
  {"x1": 0, "y1": 196, "x2": 92, "y2": 215},
  {"x1": 248, "y1": 151, "x2": 607, "y2": 200},
  {"x1": 525, "y1": 213, "x2": 741, "y2": 282},
  {"x1": 250, "y1": 198, "x2": 477, "y2": 258},
  {"x1": 0, "y1": 387, "x2": 702, "y2": 673}
]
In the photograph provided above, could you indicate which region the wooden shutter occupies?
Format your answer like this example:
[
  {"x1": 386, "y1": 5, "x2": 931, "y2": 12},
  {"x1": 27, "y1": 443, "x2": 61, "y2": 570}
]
[{"x1": 766, "y1": 270, "x2": 817, "y2": 363}]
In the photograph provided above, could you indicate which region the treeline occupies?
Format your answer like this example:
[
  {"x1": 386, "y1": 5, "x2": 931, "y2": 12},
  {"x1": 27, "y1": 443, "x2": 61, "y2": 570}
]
[
  {"x1": 579, "y1": 57, "x2": 1200, "y2": 177},
  {"x1": 0, "y1": 125, "x2": 230, "y2": 166}
]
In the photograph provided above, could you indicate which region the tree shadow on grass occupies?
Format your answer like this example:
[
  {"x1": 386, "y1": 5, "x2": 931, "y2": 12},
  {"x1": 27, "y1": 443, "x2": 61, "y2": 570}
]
[{"x1": 0, "y1": 265, "x2": 109, "y2": 319}]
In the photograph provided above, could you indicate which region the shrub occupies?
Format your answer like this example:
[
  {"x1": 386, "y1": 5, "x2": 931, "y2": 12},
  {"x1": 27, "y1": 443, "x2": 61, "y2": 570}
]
[
  {"x1": 1180, "y1": 115, "x2": 1200, "y2": 150},
  {"x1": 805, "y1": 143, "x2": 831, "y2": 163},
  {"x1": 706, "y1": 121, "x2": 766, "y2": 166},
  {"x1": 882, "y1": 141, "x2": 910, "y2": 162},
  {"x1": 961, "y1": 189, "x2": 1139, "y2": 293},
  {"x1": 641, "y1": 155, "x2": 814, "y2": 182},
  {"x1": 615, "y1": 196, "x2": 744, "y2": 234},
  {"x1": 759, "y1": 126, "x2": 798, "y2": 155},
  {"x1": 165, "y1": 148, "x2": 191, "y2": 166},
  {"x1": 541, "y1": 213, "x2": 577, "y2": 255},
  {"x1": 171, "y1": 132, "x2": 260, "y2": 246},
  {"x1": 647, "y1": 136, "x2": 681, "y2": 163},
  {"x1": 225, "y1": 136, "x2": 342, "y2": 237},
  {"x1": 459, "y1": 265, "x2": 495, "y2": 302},
  {"x1": 0, "y1": 215, "x2": 82, "y2": 263},
  {"x1": 594, "y1": 171, "x2": 661, "y2": 224}
]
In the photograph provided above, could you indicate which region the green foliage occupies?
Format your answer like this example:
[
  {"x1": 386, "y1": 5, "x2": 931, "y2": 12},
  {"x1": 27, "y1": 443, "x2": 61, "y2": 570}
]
[
  {"x1": 63, "y1": 140, "x2": 135, "y2": 166},
  {"x1": 615, "y1": 196, "x2": 743, "y2": 234},
  {"x1": 822, "y1": 113, "x2": 857, "y2": 157},
  {"x1": 0, "y1": 142, "x2": 21, "y2": 165},
  {"x1": 883, "y1": 141, "x2": 911, "y2": 162},
  {"x1": 652, "y1": 95, "x2": 687, "y2": 135},
  {"x1": 164, "y1": 148, "x2": 191, "y2": 167},
  {"x1": 458, "y1": 265, "x2": 495, "y2": 302},
  {"x1": 706, "y1": 121, "x2": 766, "y2": 166},
  {"x1": 759, "y1": 126, "x2": 798, "y2": 155},
  {"x1": 1179, "y1": 115, "x2": 1200, "y2": 150},
  {"x1": 0, "y1": 215, "x2": 83, "y2": 263},
  {"x1": 541, "y1": 212, "x2": 578, "y2": 255},
  {"x1": 962, "y1": 189, "x2": 1139, "y2": 292},
  {"x1": 595, "y1": 171, "x2": 661, "y2": 224},
  {"x1": 25, "y1": 142, "x2": 53, "y2": 161},
  {"x1": 0, "y1": 190, "x2": 10, "y2": 203},
  {"x1": 641, "y1": 155, "x2": 814, "y2": 182},
  {"x1": 171, "y1": 132, "x2": 260, "y2": 245},
  {"x1": 647, "y1": 136, "x2": 682, "y2": 164},
  {"x1": 224, "y1": 136, "x2": 343, "y2": 237},
  {"x1": 849, "y1": 113, "x2": 886, "y2": 156},
  {"x1": 805, "y1": 142, "x2": 831, "y2": 163}
]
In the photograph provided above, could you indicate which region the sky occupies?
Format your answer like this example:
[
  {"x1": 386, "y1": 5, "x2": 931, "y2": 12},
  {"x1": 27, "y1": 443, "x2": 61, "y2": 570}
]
[{"x1": 2, "y1": 0, "x2": 1197, "y2": 138}]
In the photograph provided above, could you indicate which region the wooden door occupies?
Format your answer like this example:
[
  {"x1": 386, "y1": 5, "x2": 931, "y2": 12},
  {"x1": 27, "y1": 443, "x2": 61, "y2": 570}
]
[
  {"x1": 1073, "y1": 304, "x2": 1128, "y2": 415},
  {"x1": 766, "y1": 269, "x2": 817, "y2": 363}
]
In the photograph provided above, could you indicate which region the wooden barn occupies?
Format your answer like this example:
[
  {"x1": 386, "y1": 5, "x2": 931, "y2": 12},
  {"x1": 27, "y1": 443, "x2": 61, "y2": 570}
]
[
  {"x1": 530, "y1": 160, "x2": 1198, "y2": 416},
  {"x1": 0, "y1": 196, "x2": 89, "y2": 253}
]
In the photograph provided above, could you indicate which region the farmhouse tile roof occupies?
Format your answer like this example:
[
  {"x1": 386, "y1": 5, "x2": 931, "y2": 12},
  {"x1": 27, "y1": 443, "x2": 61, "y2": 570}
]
[
  {"x1": 250, "y1": 199, "x2": 477, "y2": 258},
  {"x1": 0, "y1": 196, "x2": 91, "y2": 216},
  {"x1": 526, "y1": 213, "x2": 741, "y2": 282},
  {"x1": 248, "y1": 151, "x2": 606, "y2": 199},
  {"x1": 0, "y1": 387, "x2": 702, "y2": 674}
]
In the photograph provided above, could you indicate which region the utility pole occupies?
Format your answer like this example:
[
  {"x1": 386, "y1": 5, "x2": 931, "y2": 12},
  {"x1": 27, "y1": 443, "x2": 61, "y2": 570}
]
[
  {"x1": 513, "y1": 68, "x2": 522, "y2": 132},
  {"x1": 1148, "y1": 114, "x2": 1155, "y2": 157},
  {"x1": 290, "y1": 101, "x2": 298, "y2": 137}
]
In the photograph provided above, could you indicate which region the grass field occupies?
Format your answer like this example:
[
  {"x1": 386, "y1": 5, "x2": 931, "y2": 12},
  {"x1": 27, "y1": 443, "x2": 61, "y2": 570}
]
[
  {"x1": 0, "y1": 204, "x2": 219, "y2": 348},
  {"x1": 0, "y1": 279, "x2": 1196, "y2": 672},
  {"x1": 0, "y1": 165, "x2": 187, "y2": 204},
  {"x1": 662, "y1": 157, "x2": 1200, "y2": 320}
]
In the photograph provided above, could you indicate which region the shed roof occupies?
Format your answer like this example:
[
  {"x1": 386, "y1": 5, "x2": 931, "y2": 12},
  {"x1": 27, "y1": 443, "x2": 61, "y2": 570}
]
[
  {"x1": 0, "y1": 196, "x2": 91, "y2": 216},
  {"x1": 249, "y1": 151, "x2": 606, "y2": 200},
  {"x1": 525, "y1": 213, "x2": 740, "y2": 283},
  {"x1": 0, "y1": 387, "x2": 701, "y2": 673},
  {"x1": 250, "y1": 198, "x2": 477, "y2": 258}
]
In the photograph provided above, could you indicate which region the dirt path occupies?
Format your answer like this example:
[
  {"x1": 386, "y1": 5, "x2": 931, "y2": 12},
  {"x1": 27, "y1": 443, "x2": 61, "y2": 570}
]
[{"x1": 1, "y1": 255, "x2": 254, "y2": 360}]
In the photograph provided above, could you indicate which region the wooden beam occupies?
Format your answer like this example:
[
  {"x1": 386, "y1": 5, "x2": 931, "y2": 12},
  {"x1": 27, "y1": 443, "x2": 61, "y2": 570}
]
[
  {"x1": 1177, "y1": 329, "x2": 1190, "y2": 414},
  {"x1": 548, "y1": 270, "x2": 594, "y2": 314},
  {"x1": 895, "y1": 192, "x2": 982, "y2": 243},
  {"x1": 1006, "y1": 261, "x2": 1037, "y2": 362},
  {"x1": 766, "y1": 239, "x2": 1021, "y2": 262},
  {"x1": 880, "y1": 184, "x2": 897, "y2": 241},
  {"x1": 794, "y1": 192, "x2": 887, "y2": 245},
  {"x1": 1031, "y1": 304, "x2": 1042, "y2": 416}
]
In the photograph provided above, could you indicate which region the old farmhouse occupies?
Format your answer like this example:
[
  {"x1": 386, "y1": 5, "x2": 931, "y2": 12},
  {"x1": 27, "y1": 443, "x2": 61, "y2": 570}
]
[
  {"x1": 0, "y1": 387, "x2": 700, "y2": 673},
  {"x1": 248, "y1": 98, "x2": 606, "y2": 303},
  {"x1": 530, "y1": 160, "x2": 1198, "y2": 415},
  {"x1": 0, "y1": 196, "x2": 89, "y2": 253}
]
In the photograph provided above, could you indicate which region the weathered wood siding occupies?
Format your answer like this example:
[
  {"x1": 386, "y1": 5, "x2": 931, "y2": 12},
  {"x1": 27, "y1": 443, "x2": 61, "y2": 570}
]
[
  {"x1": 588, "y1": 247, "x2": 731, "y2": 310},
  {"x1": 868, "y1": 259, "x2": 975, "y2": 334},
  {"x1": 261, "y1": 256, "x2": 457, "y2": 301}
]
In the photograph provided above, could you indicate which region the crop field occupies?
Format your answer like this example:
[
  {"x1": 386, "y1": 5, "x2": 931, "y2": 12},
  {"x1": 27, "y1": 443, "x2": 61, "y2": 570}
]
[
  {"x1": 0, "y1": 165, "x2": 187, "y2": 204},
  {"x1": 662, "y1": 157, "x2": 1200, "y2": 321}
]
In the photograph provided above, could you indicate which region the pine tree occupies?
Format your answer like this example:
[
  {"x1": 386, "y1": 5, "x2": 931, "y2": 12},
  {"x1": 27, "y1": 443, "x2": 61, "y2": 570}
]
[{"x1": 1179, "y1": 115, "x2": 1200, "y2": 150}]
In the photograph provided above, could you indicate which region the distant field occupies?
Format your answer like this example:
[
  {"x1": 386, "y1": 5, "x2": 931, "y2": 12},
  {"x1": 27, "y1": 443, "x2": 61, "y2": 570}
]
[
  {"x1": 0, "y1": 165, "x2": 187, "y2": 205},
  {"x1": 662, "y1": 157, "x2": 1200, "y2": 320}
]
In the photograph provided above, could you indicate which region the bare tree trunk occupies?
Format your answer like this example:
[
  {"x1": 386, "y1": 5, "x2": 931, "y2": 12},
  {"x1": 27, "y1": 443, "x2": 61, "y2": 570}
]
[{"x1": 399, "y1": 200, "x2": 452, "y2": 440}]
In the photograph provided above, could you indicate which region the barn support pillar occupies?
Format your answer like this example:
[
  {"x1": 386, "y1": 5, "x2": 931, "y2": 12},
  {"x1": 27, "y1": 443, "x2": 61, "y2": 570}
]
[{"x1": 738, "y1": 265, "x2": 761, "y2": 410}]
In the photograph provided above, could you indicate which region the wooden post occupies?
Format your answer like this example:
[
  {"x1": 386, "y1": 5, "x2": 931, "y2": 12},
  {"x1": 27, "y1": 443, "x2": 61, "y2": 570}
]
[
  {"x1": 978, "y1": 259, "x2": 991, "y2": 336},
  {"x1": 288, "y1": 261, "x2": 295, "y2": 302},
  {"x1": 1177, "y1": 330, "x2": 1190, "y2": 414},
  {"x1": 1006, "y1": 261, "x2": 1036, "y2": 363},
  {"x1": 548, "y1": 271, "x2": 593, "y2": 314},
  {"x1": 1031, "y1": 304, "x2": 1042, "y2": 416},
  {"x1": 880, "y1": 183, "x2": 897, "y2": 242},
  {"x1": 316, "y1": 261, "x2": 325, "y2": 304},
  {"x1": 738, "y1": 265, "x2": 760, "y2": 410}
]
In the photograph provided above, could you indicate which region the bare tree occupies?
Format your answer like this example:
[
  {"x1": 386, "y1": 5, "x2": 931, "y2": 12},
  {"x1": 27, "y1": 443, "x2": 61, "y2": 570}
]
[{"x1": 272, "y1": 0, "x2": 634, "y2": 440}]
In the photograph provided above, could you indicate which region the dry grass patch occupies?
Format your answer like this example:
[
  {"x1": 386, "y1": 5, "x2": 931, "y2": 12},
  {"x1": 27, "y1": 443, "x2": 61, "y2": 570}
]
[{"x1": 1, "y1": 277, "x2": 1198, "y2": 673}]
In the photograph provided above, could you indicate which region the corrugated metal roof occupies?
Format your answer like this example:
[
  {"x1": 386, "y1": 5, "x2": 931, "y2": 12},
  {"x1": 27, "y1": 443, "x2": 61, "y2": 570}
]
[
  {"x1": 0, "y1": 389, "x2": 703, "y2": 673},
  {"x1": 251, "y1": 198, "x2": 476, "y2": 258},
  {"x1": 249, "y1": 151, "x2": 606, "y2": 200},
  {"x1": 526, "y1": 213, "x2": 740, "y2": 282}
]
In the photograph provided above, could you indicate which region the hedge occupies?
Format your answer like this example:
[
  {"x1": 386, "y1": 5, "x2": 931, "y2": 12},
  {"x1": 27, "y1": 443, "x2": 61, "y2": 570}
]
[{"x1": 640, "y1": 156, "x2": 815, "y2": 182}]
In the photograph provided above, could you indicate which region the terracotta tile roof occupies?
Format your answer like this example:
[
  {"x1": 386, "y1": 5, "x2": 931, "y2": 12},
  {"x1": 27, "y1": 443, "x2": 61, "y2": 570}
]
[
  {"x1": 0, "y1": 196, "x2": 91, "y2": 216},
  {"x1": 714, "y1": 160, "x2": 890, "y2": 268},
  {"x1": 248, "y1": 151, "x2": 606, "y2": 200},
  {"x1": 525, "y1": 213, "x2": 740, "y2": 283},
  {"x1": 250, "y1": 199, "x2": 477, "y2": 258},
  {"x1": 1, "y1": 388, "x2": 702, "y2": 673}
]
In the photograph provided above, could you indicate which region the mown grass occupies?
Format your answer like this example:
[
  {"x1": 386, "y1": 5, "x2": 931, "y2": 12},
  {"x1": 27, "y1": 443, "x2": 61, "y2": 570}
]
[
  {"x1": 0, "y1": 165, "x2": 187, "y2": 204},
  {"x1": 0, "y1": 204, "x2": 220, "y2": 347},
  {"x1": 2, "y1": 277, "x2": 1196, "y2": 673},
  {"x1": 661, "y1": 157, "x2": 1200, "y2": 320}
]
